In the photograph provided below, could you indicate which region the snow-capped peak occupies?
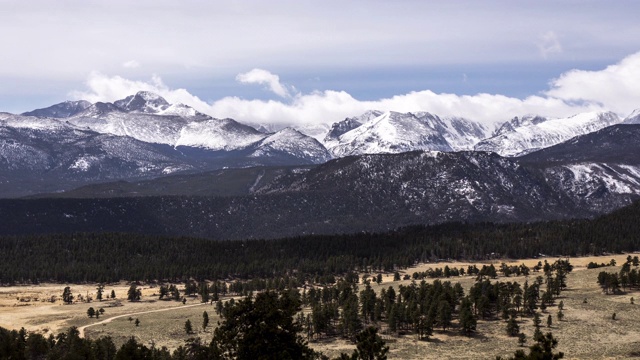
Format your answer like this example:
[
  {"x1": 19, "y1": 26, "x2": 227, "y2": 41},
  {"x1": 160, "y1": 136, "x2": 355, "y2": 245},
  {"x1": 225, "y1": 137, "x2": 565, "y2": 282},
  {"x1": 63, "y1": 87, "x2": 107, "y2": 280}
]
[
  {"x1": 475, "y1": 111, "x2": 622, "y2": 157},
  {"x1": 114, "y1": 91, "x2": 170, "y2": 114},
  {"x1": 21, "y1": 100, "x2": 92, "y2": 118},
  {"x1": 494, "y1": 114, "x2": 548, "y2": 136},
  {"x1": 623, "y1": 108, "x2": 640, "y2": 124},
  {"x1": 74, "y1": 102, "x2": 124, "y2": 118},
  {"x1": 323, "y1": 110, "x2": 383, "y2": 145},
  {"x1": 136, "y1": 91, "x2": 165, "y2": 102},
  {"x1": 325, "y1": 110, "x2": 492, "y2": 157},
  {"x1": 159, "y1": 103, "x2": 202, "y2": 118},
  {"x1": 175, "y1": 118, "x2": 265, "y2": 151},
  {"x1": 249, "y1": 127, "x2": 331, "y2": 163}
]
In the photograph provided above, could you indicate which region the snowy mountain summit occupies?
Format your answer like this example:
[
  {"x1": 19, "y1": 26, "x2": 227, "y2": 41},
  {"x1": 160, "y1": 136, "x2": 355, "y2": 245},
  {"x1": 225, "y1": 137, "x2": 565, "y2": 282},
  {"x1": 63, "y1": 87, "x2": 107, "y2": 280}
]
[
  {"x1": 53, "y1": 91, "x2": 327, "y2": 162},
  {"x1": 0, "y1": 92, "x2": 332, "y2": 196},
  {"x1": 623, "y1": 109, "x2": 640, "y2": 124},
  {"x1": 114, "y1": 91, "x2": 171, "y2": 113},
  {"x1": 325, "y1": 110, "x2": 491, "y2": 157},
  {"x1": 22, "y1": 100, "x2": 91, "y2": 118},
  {"x1": 474, "y1": 112, "x2": 622, "y2": 157}
]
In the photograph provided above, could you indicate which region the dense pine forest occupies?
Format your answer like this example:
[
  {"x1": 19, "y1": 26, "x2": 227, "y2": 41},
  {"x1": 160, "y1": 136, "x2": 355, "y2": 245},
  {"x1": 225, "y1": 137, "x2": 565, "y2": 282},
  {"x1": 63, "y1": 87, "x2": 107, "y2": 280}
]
[{"x1": 1, "y1": 201, "x2": 639, "y2": 284}]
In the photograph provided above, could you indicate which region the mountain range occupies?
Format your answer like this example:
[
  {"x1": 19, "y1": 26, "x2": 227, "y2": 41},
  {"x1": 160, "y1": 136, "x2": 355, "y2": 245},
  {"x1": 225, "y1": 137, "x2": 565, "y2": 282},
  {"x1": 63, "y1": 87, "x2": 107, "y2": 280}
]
[
  {"x1": 1, "y1": 92, "x2": 640, "y2": 239},
  {"x1": 0, "y1": 92, "x2": 330, "y2": 197},
  {"x1": 1, "y1": 124, "x2": 638, "y2": 239}
]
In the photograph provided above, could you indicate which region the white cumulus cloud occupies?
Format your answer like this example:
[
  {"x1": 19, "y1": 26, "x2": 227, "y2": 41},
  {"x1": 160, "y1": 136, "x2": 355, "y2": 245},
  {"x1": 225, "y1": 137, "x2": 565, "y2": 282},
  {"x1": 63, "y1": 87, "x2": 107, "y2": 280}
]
[
  {"x1": 70, "y1": 72, "x2": 212, "y2": 112},
  {"x1": 236, "y1": 68, "x2": 291, "y2": 98},
  {"x1": 545, "y1": 51, "x2": 640, "y2": 116},
  {"x1": 72, "y1": 52, "x2": 640, "y2": 138}
]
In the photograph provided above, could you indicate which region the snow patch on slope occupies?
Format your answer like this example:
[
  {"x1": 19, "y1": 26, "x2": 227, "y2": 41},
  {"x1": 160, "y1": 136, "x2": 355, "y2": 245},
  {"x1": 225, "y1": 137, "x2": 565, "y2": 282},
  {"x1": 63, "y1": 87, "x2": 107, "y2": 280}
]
[
  {"x1": 564, "y1": 163, "x2": 640, "y2": 195},
  {"x1": 329, "y1": 111, "x2": 452, "y2": 157},
  {"x1": 175, "y1": 119, "x2": 266, "y2": 151},
  {"x1": 475, "y1": 112, "x2": 622, "y2": 157},
  {"x1": 326, "y1": 111, "x2": 491, "y2": 157},
  {"x1": 249, "y1": 128, "x2": 331, "y2": 163},
  {"x1": 623, "y1": 109, "x2": 640, "y2": 124}
]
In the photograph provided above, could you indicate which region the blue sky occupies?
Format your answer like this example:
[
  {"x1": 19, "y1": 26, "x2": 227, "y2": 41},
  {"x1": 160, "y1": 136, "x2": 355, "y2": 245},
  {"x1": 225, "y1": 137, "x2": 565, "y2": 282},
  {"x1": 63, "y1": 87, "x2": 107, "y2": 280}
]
[{"x1": 2, "y1": 0, "x2": 640, "y2": 131}]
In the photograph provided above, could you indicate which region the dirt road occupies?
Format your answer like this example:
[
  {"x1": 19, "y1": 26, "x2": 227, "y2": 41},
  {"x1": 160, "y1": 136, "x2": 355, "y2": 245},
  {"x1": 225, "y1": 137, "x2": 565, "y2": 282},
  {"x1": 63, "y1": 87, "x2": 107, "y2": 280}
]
[{"x1": 78, "y1": 302, "x2": 207, "y2": 338}]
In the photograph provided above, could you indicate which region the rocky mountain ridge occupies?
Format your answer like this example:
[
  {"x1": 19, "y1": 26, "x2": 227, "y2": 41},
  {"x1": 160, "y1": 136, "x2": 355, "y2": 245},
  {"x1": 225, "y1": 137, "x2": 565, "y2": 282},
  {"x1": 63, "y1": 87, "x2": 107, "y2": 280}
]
[
  {"x1": 0, "y1": 93, "x2": 330, "y2": 197},
  {"x1": 8, "y1": 124, "x2": 638, "y2": 240}
]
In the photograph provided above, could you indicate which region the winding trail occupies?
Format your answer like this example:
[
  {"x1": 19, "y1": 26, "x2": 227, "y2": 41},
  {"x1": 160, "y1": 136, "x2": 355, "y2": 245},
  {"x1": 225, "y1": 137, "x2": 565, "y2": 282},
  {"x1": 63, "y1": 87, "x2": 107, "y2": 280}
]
[{"x1": 78, "y1": 302, "x2": 207, "y2": 338}]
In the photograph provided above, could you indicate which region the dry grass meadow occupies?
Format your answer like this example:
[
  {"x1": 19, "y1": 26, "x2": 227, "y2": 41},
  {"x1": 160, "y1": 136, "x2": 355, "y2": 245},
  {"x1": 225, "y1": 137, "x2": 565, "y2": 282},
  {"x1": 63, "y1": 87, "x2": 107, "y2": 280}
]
[{"x1": 1, "y1": 253, "x2": 639, "y2": 358}]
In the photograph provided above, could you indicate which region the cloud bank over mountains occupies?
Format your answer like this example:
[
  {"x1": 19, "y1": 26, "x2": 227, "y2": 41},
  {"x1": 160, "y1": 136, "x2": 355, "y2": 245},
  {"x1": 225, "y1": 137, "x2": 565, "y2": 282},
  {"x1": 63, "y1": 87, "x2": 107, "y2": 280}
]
[{"x1": 72, "y1": 52, "x2": 640, "y2": 132}]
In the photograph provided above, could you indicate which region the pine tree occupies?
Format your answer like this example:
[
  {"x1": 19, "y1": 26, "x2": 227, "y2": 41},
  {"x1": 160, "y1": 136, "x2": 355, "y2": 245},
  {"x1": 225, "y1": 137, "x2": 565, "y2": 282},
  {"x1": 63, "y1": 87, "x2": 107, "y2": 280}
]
[
  {"x1": 96, "y1": 285, "x2": 104, "y2": 302},
  {"x1": 210, "y1": 290, "x2": 318, "y2": 359},
  {"x1": 533, "y1": 312, "x2": 542, "y2": 328},
  {"x1": 437, "y1": 300, "x2": 452, "y2": 331},
  {"x1": 185, "y1": 319, "x2": 193, "y2": 334},
  {"x1": 518, "y1": 332, "x2": 526, "y2": 347},
  {"x1": 202, "y1": 311, "x2": 209, "y2": 330},
  {"x1": 459, "y1": 298, "x2": 477, "y2": 336},
  {"x1": 506, "y1": 315, "x2": 520, "y2": 336},
  {"x1": 127, "y1": 284, "x2": 141, "y2": 302},
  {"x1": 62, "y1": 287, "x2": 74, "y2": 304},
  {"x1": 352, "y1": 326, "x2": 389, "y2": 360}
]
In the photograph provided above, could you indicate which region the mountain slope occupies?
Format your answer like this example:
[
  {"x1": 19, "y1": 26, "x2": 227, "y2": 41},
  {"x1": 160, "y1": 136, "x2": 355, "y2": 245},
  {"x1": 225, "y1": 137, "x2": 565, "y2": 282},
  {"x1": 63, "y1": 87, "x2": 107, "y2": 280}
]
[
  {"x1": 474, "y1": 112, "x2": 622, "y2": 157},
  {"x1": 519, "y1": 124, "x2": 640, "y2": 213},
  {"x1": 21, "y1": 100, "x2": 91, "y2": 118},
  {"x1": 0, "y1": 94, "x2": 334, "y2": 197},
  {"x1": 0, "y1": 116, "x2": 198, "y2": 196},
  {"x1": 328, "y1": 111, "x2": 452, "y2": 157},
  {"x1": 520, "y1": 124, "x2": 640, "y2": 165},
  {"x1": 326, "y1": 111, "x2": 492, "y2": 157},
  {"x1": 323, "y1": 110, "x2": 383, "y2": 147},
  {"x1": 64, "y1": 92, "x2": 327, "y2": 156},
  {"x1": 11, "y1": 122, "x2": 640, "y2": 239},
  {"x1": 6, "y1": 147, "x2": 637, "y2": 240},
  {"x1": 247, "y1": 128, "x2": 331, "y2": 164},
  {"x1": 174, "y1": 118, "x2": 266, "y2": 151},
  {"x1": 623, "y1": 109, "x2": 640, "y2": 124}
]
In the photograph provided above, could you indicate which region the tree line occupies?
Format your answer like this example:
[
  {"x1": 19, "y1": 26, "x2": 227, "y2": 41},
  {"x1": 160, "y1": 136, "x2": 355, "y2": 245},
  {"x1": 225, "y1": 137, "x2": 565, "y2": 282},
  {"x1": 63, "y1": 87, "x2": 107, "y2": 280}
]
[
  {"x1": 597, "y1": 255, "x2": 640, "y2": 294},
  {"x1": 0, "y1": 201, "x2": 639, "y2": 285}
]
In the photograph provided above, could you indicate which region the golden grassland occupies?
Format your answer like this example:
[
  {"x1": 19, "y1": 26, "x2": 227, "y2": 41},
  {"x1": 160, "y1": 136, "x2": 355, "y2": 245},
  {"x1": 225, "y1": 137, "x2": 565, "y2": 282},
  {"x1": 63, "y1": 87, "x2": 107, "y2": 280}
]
[{"x1": 1, "y1": 253, "x2": 638, "y2": 358}]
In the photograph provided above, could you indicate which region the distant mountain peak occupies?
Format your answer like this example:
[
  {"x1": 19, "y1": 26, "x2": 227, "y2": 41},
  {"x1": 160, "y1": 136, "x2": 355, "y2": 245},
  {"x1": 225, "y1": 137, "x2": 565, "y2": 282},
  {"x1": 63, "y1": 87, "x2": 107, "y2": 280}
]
[
  {"x1": 249, "y1": 127, "x2": 331, "y2": 164},
  {"x1": 114, "y1": 91, "x2": 170, "y2": 113},
  {"x1": 624, "y1": 108, "x2": 640, "y2": 124},
  {"x1": 494, "y1": 114, "x2": 548, "y2": 136},
  {"x1": 325, "y1": 110, "x2": 492, "y2": 157},
  {"x1": 76, "y1": 102, "x2": 124, "y2": 118},
  {"x1": 22, "y1": 100, "x2": 92, "y2": 118},
  {"x1": 323, "y1": 110, "x2": 383, "y2": 144},
  {"x1": 475, "y1": 111, "x2": 622, "y2": 157},
  {"x1": 136, "y1": 91, "x2": 165, "y2": 101}
]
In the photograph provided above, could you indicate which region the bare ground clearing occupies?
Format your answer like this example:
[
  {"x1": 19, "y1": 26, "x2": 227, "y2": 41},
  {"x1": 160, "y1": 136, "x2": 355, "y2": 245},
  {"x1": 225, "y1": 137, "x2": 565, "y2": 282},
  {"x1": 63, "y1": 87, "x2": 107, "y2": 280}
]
[{"x1": 1, "y1": 253, "x2": 638, "y2": 357}]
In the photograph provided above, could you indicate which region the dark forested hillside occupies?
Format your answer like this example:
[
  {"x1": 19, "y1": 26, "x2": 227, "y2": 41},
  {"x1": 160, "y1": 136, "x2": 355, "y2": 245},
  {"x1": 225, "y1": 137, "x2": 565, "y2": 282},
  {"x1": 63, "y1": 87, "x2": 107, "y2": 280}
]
[
  {"x1": 5, "y1": 145, "x2": 640, "y2": 240},
  {"x1": 1, "y1": 201, "x2": 639, "y2": 284}
]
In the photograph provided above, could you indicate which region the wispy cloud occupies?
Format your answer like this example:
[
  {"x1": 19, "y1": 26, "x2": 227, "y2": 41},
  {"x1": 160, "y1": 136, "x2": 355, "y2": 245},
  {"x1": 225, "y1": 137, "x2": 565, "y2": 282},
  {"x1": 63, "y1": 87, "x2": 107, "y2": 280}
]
[
  {"x1": 537, "y1": 31, "x2": 563, "y2": 59},
  {"x1": 122, "y1": 60, "x2": 140, "y2": 69},
  {"x1": 236, "y1": 68, "x2": 291, "y2": 98}
]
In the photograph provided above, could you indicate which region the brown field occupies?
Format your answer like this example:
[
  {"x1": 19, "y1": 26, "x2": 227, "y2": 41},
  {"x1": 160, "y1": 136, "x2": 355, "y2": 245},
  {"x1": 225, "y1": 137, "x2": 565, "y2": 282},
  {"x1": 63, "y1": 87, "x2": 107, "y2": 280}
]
[{"x1": 1, "y1": 253, "x2": 639, "y2": 358}]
